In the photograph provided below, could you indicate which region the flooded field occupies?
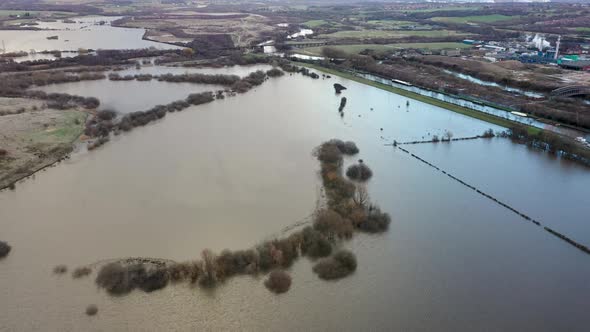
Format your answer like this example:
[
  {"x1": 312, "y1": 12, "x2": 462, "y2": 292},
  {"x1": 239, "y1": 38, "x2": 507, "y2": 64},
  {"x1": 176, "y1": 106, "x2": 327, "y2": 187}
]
[
  {"x1": 0, "y1": 16, "x2": 179, "y2": 52},
  {"x1": 1, "y1": 68, "x2": 590, "y2": 330},
  {"x1": 37, "y1": 64, "x2": 272, "y2": 113}
]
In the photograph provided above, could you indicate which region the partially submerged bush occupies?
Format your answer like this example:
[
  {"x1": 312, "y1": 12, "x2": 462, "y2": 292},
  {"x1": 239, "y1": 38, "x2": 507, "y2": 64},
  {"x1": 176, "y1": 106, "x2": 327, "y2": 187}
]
[
  {"x1": 136, "y1": 268, "x2": 170, "y2": 293},
  {"x1": 53, "y1": 265, "x2": 68, "y2": 274},
  {"x1": 85, "y1": 304, "x2": 98, "y2": 316},
  {"x1": 0, "y1": 149, "x2": 7, "y2": 158},
  {"x1": 313, "y1": 209, "x2": 354, "y2": 239},
  {"x1": 300, "y1": 227, "x2": 332, "y2": 258},
  {"x1": 72, "y1": 266, "x2": 92, "y2": 279},
  {"x1": 264, "y1": 270, "x2": 292, "y2": 294},
  {"x1": 266, "y1": 68, "x2": 284, "y2": 77},
  {"x1": 358, "y1": 206, "x2": 391, "y2": 233},
  {"x1": 346, "y1": 163, "x2": 373, "y2": 181},
  {"x1": 482, "y1": 128, "x2": 495, "y2": 138},
  {"x1": 338, "y1": 97, "x2": 347, "y2": 112},
  {"x1": 95, "y1": 262, "x2": 138, "y2": 295},
  {"x1": 327, "y1": 139, "x2": 358, "y2": 155},
  {"x1": 314, "y1": 142, "x2": 343, "y2": 165},
  {"x1": 333, "y1": 83, "x2": 347, "y2": 94},
  {"x1": 0, "y1": 241, "x2": 11, "y2": 259},
  {"x1": 312, "y1": 250, "x2": 357, "y2": 280},
  {"x1": 96, "y1": 109, "x2": 116, "y2": 121}
]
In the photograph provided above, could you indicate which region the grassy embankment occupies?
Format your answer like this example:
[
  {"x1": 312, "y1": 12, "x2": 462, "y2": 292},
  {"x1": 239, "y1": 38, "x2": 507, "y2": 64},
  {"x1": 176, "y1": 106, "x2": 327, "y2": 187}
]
[{"x1": 298, "y1": 63, "x2": 538, "y2": 133}]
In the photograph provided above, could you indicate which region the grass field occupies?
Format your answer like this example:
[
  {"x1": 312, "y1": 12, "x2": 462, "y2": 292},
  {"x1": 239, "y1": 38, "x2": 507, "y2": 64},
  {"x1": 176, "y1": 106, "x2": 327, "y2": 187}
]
[
  {"x1": 301, "y1": 42, "x2": 472, "y2": 55},
  {"x1": 303, "y1": 20, "x2": 329, "y2": 28},
  {"x1": 0, "y1": 10, "x2": 73, "y2": 18},
  {"x1": 28, "y1": 111, "x2": 86, "y2": 145},
  {"x1": 402, "y1": 6, "x2": 481, "y2": 13},
  {"x1": 319, "y1": 29, "x2": 466, "y2": 39},
  {"x1": 297, "y1": 63, "x2": 537, "y2": 132},
  {"x1": 431, "y1": 15, "x2": 518, "y2": 24},
  {"x1": 0, "y1": 10, "x2": 39, "y2": 17}
]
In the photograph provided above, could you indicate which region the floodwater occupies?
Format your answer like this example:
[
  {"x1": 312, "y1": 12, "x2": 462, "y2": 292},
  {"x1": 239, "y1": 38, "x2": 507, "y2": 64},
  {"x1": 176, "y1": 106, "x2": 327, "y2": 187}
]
[
  {"x1": 0, "y1": 16, "x2": 180, "y2": 53},
  {"x1": 37, "y1": 64, "x2": 272, "y2": 113},
  {"x1": 443, "y1": 69, "x2": 544, "y2": 98},
  {"x1": 2, "y1": 68, "x2": 590, "y2": 331},
  {"x1": 359, "y1": 72, "x2": 586, "y2": 138}
]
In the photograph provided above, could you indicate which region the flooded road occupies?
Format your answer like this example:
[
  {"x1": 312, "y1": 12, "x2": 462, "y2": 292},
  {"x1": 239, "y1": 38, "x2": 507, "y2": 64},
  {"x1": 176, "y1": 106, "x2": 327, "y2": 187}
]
[{"x1": 1, "y1": 68, "x2": 590, "y2": 331}]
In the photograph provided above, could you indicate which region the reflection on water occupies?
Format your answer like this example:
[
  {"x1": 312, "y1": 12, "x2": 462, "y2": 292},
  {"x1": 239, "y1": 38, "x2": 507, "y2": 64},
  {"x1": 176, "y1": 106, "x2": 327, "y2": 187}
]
[
  {"x1": 1, "y1": 68, "x2": 590, "y2": 330},
  {"x1": 0, "y1": 16, "x2": 180, "y2": 52}
]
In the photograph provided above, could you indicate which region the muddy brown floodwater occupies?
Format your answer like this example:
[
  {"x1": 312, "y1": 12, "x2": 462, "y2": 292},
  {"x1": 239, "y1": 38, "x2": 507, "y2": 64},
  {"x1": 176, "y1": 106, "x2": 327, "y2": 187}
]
[{"x1": 1, "y1": 67, "x2": 590, "y2": 331}]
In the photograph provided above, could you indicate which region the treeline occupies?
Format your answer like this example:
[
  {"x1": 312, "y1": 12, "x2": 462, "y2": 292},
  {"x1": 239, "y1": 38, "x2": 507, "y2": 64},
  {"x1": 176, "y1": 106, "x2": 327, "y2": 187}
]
[
  {"x1": 506, "y1": 125, "x2": 590, "y2": 167},
  {"x1": 108, "y1": 69, "x2": 283, "y2": 93},
  {"x1": 0, "y1": 71, "x2": 104, "y2": 109},
  {"x1": 0, "y1": 49, "x2": 185, "y2": 73},
  {"x1": 91, "y1": 139, "x2": 390, "y2": 296}
]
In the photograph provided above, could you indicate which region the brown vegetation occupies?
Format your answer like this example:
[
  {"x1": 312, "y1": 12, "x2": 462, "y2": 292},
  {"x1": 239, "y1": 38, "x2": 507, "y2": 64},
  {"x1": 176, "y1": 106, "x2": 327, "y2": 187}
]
[
  {"x1": 53, "y1": 265, "x2": 68, "y2": 274},
  {"x1": 72, "y1": 267, "x2": 92, "y2": 279},
  {"x1": 312, "y1": 250, "x2": 357, "y2": 280},
  {"x1": 91, "y1": 139, "x2": 391, "y2": 296},
  {"x1": 346, "y1": 163, "x2": 373, "y2": 181},
  {"x1": 0, "y1": 241, "x2": 11, "y2": 259},
  {"x1": 85, "y1": 305, "x2": 98, "y2": 316},
  {"x1": 264, "y1": 270, "x2": 292, "y2": 294}
]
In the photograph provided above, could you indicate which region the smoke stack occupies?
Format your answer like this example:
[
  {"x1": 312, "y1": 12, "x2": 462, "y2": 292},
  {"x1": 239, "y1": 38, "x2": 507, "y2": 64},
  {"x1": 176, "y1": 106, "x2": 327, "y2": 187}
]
[{"x1": 554, "y1": 35, "x2": 561, "y2": 60}]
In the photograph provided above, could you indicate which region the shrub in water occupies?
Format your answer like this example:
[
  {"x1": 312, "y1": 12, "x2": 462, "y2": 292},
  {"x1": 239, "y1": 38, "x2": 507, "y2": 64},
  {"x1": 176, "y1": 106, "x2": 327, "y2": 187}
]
[
  {"x1": 72, "y1": 266, "x2": 92, "y2": 279},
  {"x1": 53, "y1": 265, "x2": 68, "y2": 274},
  {"x1": 312, "y1": 250, "x2": 357, "y2": 280},
  {"x1": 0, "y1": 241, "x2": 11, "y2": 259},
  {"x1": 346, "y1": 163, "x2": 373, "y2": 181},
  {"x1": 358, "y1": 206, "x2": 391, "y2": 233},
  {"x1": 313, "y1": 209, "x2": 354, "y2": 239},
  {"x1": 95, "y1": 262, "x2": 136, "y2": 295},
  {"x1": 266, "y1": 68, "x2": 284, "y2": 77},
  {"x1": 264, "y1": 270, "x2": 292, "y2": 294},
  {"x1": 85, "y1": 304, "x2": 98, "y2": 316},
  {"x1": 300, "y1": 227, "x2": 332, "y2": 258}
]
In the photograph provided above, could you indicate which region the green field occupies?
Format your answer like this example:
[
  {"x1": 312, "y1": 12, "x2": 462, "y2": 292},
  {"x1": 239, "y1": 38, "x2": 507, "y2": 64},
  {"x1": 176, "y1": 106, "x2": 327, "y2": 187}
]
[
  {"x1": 0, "y1": 10, "x2": 39, "y2": 17},
  {"x1": 297, "y1": 63, "x2": 538, "y2": 133},
  {"x1": 28, "y1": 111, "x2": 86, "y2": 145},
  {"x1": 402, "y1": 6, "x2": 481, "y2": 13},
  {"x1": 431, "y1": 15, "x2": 518, "y2": 24},
  {"x1": 0, "y1": 10, "x2": 73, "y2": 18},
  {"x1": 303, "y1": 20, "x2": 329, "y2": 28},
  {"x1": 302, "y1": 42, "x2": 472, "y2": 55},
  {"x1": 319, "y1": 29, "x2": 465, "y2": 39}
]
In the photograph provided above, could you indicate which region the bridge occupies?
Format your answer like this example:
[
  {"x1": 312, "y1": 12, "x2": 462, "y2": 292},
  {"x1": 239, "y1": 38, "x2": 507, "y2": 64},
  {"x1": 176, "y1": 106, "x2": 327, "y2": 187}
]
[{"x1": 551, "y1": 85, "x2": 590, "y2": 98}]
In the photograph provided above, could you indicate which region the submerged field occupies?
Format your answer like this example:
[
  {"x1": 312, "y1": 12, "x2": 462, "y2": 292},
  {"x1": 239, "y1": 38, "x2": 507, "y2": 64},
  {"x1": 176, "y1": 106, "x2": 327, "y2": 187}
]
[{"x1": 1, "y1": 64, "x2": 590, "y2": 330}]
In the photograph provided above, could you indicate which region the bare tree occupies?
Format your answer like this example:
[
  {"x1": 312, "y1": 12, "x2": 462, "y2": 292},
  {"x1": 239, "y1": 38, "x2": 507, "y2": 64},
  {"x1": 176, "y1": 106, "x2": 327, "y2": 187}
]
[{"x1": 352, "y1": 184, "x2": 369, "y2": 207}]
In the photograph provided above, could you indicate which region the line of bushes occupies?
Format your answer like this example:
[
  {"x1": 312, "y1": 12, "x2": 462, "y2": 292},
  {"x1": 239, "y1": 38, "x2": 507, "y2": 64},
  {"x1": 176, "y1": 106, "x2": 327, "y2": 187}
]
[
  {"x1": 504, "y1": 125, "x2": 590, "y2": 167},
  {"x1": 92, "y1": 139, "x2": 391, "y2": 296}
]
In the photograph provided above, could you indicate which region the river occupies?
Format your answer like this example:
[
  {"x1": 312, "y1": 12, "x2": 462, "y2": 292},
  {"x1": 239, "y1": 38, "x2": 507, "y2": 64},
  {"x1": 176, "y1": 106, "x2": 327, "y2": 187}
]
[{"x1": 1, "y1": 67, "x2": 590, "y2": 331}]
